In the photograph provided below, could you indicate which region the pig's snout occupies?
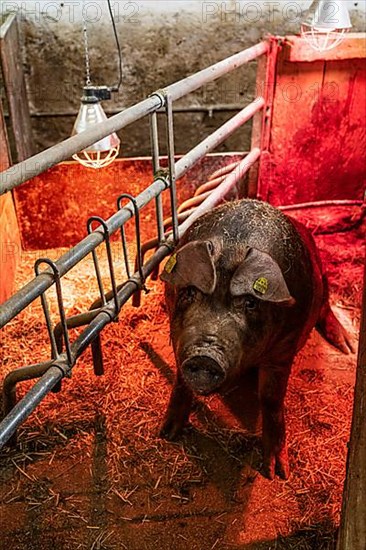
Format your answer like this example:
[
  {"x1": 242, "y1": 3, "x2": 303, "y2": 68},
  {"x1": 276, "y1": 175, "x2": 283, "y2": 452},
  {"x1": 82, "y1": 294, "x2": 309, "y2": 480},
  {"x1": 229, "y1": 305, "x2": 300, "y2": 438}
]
[{"x1": 182, "y1": 355, "x2": 226, "y2": 395}]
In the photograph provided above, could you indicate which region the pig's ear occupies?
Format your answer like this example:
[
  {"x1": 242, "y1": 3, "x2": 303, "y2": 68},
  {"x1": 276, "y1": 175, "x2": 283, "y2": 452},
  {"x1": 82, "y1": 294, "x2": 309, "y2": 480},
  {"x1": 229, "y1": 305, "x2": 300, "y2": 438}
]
[
  {"x1": 230, "y1": 248, "x2": 295, "y2": 305},
  {"x1": 160, "y1": 241, "x2": 217, "y2": 294}
]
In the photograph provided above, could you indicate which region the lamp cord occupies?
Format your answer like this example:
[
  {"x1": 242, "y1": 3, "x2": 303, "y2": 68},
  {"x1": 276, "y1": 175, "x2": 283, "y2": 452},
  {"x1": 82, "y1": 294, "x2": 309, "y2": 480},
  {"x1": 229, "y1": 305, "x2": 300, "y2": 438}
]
[
  {"x1": 82, "y1": 0, "x2": 122, "y2": 91},
  {"x1": 82, "y1": 0, "x2": 91, "y2": 86},
  {"x1": 107, "y1": 0, "x2": 123, "y2": 92}
]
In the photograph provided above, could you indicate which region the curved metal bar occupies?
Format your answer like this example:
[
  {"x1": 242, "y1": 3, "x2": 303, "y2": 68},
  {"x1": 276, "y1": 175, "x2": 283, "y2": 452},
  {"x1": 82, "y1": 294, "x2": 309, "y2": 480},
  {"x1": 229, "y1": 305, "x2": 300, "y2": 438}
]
[
  {"x1": 177, "y1": 190, "x2": 212, "y2": 213},
  {"x1": 34, "y1": 258, "x2": 72, "y2": 367},
  {"x1": 87, "y1": 218, "x2": 107, "y2": 307},
  {"x1": 53, "y1": 310, "x2": 101, "y2": 354},
  {"x1": 193, "y1": 175, "x2": 227, "y2": 197},
  {"x1": 0, "y1": 363, "x2": 67, "y2": 448},
  {"x1": 87, "y1": 216, "x2": 119, "y2": 316},
  {"x1": 2, "y1": 359, "x2": 55, "y2": 446},
  {"x1": 279, "y1": 199, "x2": 364, "y2": 211},
  {"x1": 33, "y1": 262, "x2": 59, "y2": 361},
  {"x1": 3, "y1": 360, "x2": 54, "y2": 418},
  {"x1": 163, "y1": 209, "x2": 196, "y2": 231},
  {"x1": 117, "y1": 194, "x2": 145, "y2": 290}
]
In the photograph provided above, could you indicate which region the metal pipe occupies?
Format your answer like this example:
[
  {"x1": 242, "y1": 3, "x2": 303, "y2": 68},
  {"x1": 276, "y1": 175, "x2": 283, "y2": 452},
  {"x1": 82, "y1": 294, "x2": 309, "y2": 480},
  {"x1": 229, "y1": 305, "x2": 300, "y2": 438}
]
[
  {"x1": 167, "y1": 42, "x2": 268, "y2": 102},
  {"x1": 166, "y1": 94, "x2": 179, "y2": 243},
  {"x1": 117, "y1": 194, "x2": 146, "y2": 290},
  {"x1": 0, "y1": 365, "x2": 65, "y2": 448},
  {"x1": 150, "y1": 112, "x2": 165, "y2": 243},
  {"x1": 0, "y1": 41, "x2": 268, "y2": 195},
  {"x1": 193, "y1": 175, "x2": 228, "y2": 197},
  {"x1": 174, "y1": 98, "x2": 264, "y2": 177},
  {"x1": 136, "y1": 154, "x2": 254, "y2": 267},
  {"x1": 0, "y1": 100, "x2": 264, "y2": 328},
  {"x1": 35, "y1": 258, "x2": 73, "y2": 366},
  {"x1": 54, "y1": 310, "x2": 101, "y2": 354},
  {"x1": 91, "y1": 335, "x2": 104, "y2": 376},
  {"x1": 2, "y1": 359, "x2": 55, "y2": 446},
  {"x1": 0, "y1": 96, "x2": 162, "y2": 195},
  {"x1": 177, "y1": 190, "x2": 212, "y2": 213},
  {"x1": 33, "y1": 267, "x2": 59, "y2": 360},
  {"x1": 12, "y1": 104, "x2": 262, "y2": 119},
  {"x1": 163, "y1": 208, "x2": 196, "y2": 231},
  {"x1": 279, "y1": 199, "x2": 364, "y2": 211},
  {"x1": 3, "y1": 361, "x2": 54, "y2": 416},
  {"x1": 178, "y1": 147, "x2": 261, "y2": 236},
  {"x1": 205, "y1": 161, "x2": 242, "y2": 182},
  {"x1": 87, "y1": 217, "x2": 119, "y2": 314}
]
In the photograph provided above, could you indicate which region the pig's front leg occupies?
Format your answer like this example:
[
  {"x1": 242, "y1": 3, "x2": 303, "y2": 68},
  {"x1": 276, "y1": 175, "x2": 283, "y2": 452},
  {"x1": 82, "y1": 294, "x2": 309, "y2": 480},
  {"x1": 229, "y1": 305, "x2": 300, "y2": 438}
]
[
  {"x1": 259, "y1": 366, "x2": 291, "y2": 480},
  {"x1": 160, "y1": 370, "x2": 193, "y2": 441}
]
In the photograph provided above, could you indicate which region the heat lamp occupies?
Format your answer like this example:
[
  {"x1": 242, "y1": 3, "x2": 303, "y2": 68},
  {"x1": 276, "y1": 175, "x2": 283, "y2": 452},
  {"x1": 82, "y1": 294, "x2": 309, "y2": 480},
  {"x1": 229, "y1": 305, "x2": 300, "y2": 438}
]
[
  {"x1": 301, "y1": 0, "x2": 352, "y2": 52},
  {"x1": 72, "y1": 0, "x2": 122, "y2": 169},
  {"x1": 72, "y1": 86, "x2": 120, "y2": 169}
]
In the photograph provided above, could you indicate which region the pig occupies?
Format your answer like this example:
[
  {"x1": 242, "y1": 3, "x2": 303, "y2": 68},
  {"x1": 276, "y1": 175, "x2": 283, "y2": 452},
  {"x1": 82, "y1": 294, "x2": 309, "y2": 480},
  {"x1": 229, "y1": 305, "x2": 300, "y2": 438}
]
[{"x1": 160, "y1": 199, "x2": 353, "y2": 480}]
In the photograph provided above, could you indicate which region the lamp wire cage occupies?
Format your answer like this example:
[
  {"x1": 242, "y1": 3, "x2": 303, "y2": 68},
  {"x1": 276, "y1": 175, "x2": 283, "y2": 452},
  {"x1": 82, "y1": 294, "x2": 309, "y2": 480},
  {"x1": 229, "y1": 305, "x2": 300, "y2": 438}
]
[
  {"x1": 73, "y1": 147, "x2": 120, "y2": 169},
  {"x1": 300, "y1": 0, "x2": 352, "y2": 52},
  {"x1": 300, "y1": 24, "x2": 348, "y2": 52}
]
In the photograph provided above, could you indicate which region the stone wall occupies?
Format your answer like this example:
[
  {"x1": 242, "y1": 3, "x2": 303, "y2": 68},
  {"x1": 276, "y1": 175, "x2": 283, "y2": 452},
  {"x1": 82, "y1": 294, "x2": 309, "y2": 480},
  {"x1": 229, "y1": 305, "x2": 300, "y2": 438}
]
[{"x1": 1, "y1": 1, "x2": 365, "y2": 157}]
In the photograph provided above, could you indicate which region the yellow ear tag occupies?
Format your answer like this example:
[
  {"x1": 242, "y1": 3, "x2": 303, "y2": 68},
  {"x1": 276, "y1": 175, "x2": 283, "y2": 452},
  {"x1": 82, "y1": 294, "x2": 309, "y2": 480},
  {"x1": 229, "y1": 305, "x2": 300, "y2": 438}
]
[
  {"x1": 253, "y1": 277, "x2": 268, "y2": 295},
  {"x1": 165, "y1": 254, "x2": 177, "y2": 274}
]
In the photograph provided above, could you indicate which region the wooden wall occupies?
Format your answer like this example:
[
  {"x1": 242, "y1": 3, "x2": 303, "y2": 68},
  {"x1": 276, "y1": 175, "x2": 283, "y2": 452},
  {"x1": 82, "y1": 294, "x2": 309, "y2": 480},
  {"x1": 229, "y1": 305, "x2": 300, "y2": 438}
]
[
  {"x1": 0, "y1": 101, "x2": 21, "y2": 304},
  {"x1": 0, "y1": 14, "x2": 33, "y2": 163},
  {"x1": 257, "y1": 34, "x2": 366, "y2": 205}
]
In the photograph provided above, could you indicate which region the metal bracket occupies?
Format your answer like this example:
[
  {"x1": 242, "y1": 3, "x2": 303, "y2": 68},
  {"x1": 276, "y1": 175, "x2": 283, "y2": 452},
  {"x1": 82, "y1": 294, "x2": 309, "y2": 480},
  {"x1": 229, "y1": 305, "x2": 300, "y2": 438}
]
[{"x1": 149, "y1": 88, "x2": 168, "y2": 110}]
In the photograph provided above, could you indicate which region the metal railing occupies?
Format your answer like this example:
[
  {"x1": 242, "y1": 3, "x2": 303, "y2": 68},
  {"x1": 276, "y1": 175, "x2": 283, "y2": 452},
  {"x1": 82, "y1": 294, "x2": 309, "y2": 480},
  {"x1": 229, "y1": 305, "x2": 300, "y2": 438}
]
[
  {"x1": 0, "y1": 41, "x2": 269, "y2": 448},
  {"x1": 0, "y1": 41, "x2": 268, "y2": 195}
]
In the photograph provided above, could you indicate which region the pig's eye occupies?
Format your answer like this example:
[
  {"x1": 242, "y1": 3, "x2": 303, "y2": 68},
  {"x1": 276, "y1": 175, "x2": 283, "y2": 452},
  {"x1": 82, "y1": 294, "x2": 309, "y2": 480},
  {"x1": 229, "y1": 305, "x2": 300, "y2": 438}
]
[
  {"x1": 178, "y1": 286, "x2": 198, "y2": 305},
  {"x1": 244, "y1": 295, "x2": 258, "y2": 311},
  {"x1": 232, "y1": 294, "x2": 258, "y2": 311},
  {"x1": 186, "y1": 286, "x2": 197, "y2": 299}
]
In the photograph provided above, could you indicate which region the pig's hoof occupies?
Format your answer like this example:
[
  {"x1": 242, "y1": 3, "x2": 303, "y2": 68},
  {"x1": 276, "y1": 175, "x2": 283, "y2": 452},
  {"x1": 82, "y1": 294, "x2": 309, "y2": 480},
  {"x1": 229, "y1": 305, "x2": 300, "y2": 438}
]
[
  {"x1": 317, "y1": 311, "x2": 355, "y2": 355},
  {"x1": 263, "y1": 448, "x2": 289, "y2": 480},
  {"x1": 325, "y1": 322, "x2": 354, "y2": 354},
  {"x1": 159, "y1": 418, "x2": 185, "y2": 441}
]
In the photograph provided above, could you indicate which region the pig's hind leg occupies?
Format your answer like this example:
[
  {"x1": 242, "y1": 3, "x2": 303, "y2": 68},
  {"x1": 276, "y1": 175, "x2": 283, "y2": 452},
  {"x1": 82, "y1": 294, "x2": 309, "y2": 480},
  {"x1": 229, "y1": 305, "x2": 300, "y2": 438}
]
[
  {"x1": 259, "y1": 366, "x2": 291, "y2": 480},
  {"x1": 316, "y1": 275, "x2": 354, "y2": 354},
  {"x1": 160, "y1": 371, "x2": 193, "y2": 441}
]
